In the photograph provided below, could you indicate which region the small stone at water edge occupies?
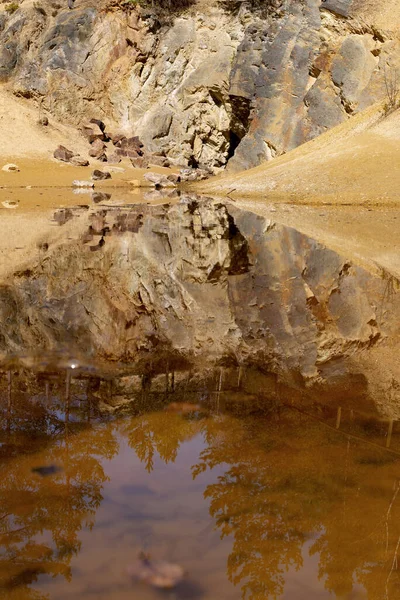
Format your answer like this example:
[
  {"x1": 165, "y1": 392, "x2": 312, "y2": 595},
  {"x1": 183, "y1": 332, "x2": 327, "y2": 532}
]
[
  {"x1": 2, "y1": 200, "x2": 19, "y2": 209},
  {"x1": 127, "y1": 553, "x2": 185, "y2": 589},
  {"x1": 2, "y1": 163, "x2": 20, "y2": 172},
  {"x1": 92, "y1": 169, "x2": 111, "y2": 181},
  {"x1": 72, "y1": 180, "x2": 94, "y2": 188}
]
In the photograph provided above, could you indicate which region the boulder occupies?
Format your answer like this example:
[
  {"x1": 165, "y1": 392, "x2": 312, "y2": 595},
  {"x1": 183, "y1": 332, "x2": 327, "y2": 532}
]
[
  {"x1": 81, "y1": 122, "x2": 105, "y2": 143},
  {"x1": 116, "y1": 136, "x2": 144, "y2": 158},
  {"x1": 89, "y1": 118, "x2": 106, "y2": 132},
  {"x1": 92, "y1": 169, "x2": 111, "y2": 181},
  {"x1": 107, "y1": 153, "x2": 122, "y2": 164},
  {"x1": 144, "y1": 172, "x2": 175, "y2": 188},
  {"x1": 167, "y1": 173, "x2": 180, "y2": 184},
  {"x1": 116, "y1": 148, "x2": 141, "y2": 159},
  {"x1": 53, "y1": 145, "x2": 74, "y2": 162},
  {"x1": 72, "y1": 180, "x2": 94, "y2": 187},
  {"x1": 130, "y1": 156, "x2": 149, "y2": 169},
  {"x1": 179, "y1": 168, "x2": 210, "y2": 182},
  {"x1": 111, "y1": 134, "x2": 127, "y2": 147},
  {"x1": 70, "y1": 156, "x2": 90, "y2": 167},
  {"x1": 89, "y1": 138, "x2": 107, "y2": 159},
  {"x1": 148, "y1": 155, "x2": 170, "y2": 168}
]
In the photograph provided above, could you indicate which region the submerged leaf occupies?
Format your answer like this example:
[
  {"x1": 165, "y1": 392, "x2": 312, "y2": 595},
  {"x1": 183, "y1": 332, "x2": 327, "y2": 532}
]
[{"x1": 127, "y1": 554, "x2": 185, "y2": 589}]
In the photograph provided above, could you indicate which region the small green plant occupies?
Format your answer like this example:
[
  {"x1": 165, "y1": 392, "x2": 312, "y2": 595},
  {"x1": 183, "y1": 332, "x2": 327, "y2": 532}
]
[
  {"x1": 4, "y1": 2, "x2": 19, "y2": 14},
  {"x1": 383, "y1": 64, "x2": 400, "y2": 115}
]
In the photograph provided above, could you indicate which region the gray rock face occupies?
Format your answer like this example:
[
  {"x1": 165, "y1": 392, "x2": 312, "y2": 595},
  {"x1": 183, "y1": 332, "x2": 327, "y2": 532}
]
[
  {"x1": 228, "y1": 0, "x2": 322, "y2": 169},
  {"x1": 0, "y1": 40, "x2": 17, "y2": 81},
  {"x1": 14, "y1": 8, "x2": 96, "y2": 99},
  {"x1": 0, "y1": 199, "x2": 399, "y2": 412},
  {"x1": 320, "y1": 0, "x2": 352, "y2": 18},
  {"x1": 331, "y1": 35, "x2": 378, "y2": 110},
  {"x1": 0, "y1": 1, "x2": 397, "y2": 170}
]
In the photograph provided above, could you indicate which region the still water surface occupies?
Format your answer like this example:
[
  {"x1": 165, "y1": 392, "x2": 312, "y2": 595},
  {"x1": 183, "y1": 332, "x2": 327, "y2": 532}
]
[{"x1": 0, "y1": 368, "x2": 400, "y2": 600}]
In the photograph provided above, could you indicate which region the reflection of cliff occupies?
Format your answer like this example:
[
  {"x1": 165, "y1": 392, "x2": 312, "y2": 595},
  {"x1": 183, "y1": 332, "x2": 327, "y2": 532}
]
[
  {"x1": 192, "y1": 410, "x2": 400, "y2": 600},
  {"x1": 0, "y1": 388, "x2": 119, "y2": 598},
  {"x1": 0, "y1": 199, "x2": 399, "y2": 413}
]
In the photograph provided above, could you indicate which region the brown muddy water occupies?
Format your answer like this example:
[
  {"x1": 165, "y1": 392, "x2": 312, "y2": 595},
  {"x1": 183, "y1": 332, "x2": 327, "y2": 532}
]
[
  {"x1": 0, "y1": 192, "x2": 400, "y2": 599},
  {"x1": 1, "y1": 362, "x2": 400, "y2": 600}
]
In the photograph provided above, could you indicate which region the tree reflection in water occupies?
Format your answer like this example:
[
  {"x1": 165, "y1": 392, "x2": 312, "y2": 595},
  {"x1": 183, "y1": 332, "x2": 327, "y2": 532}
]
[
  {"x1": 122, "y1": 411, "x2": 202, "y2": 472},
  {"x1": 0, "y1": 370, "x2": 119, "y2": 600},
  {"x1": 190, "y1": 409, "x2": 400, "y2": 600},
  {"x1": 1, "y1": 368, "x2": 400, "y2": 600}
]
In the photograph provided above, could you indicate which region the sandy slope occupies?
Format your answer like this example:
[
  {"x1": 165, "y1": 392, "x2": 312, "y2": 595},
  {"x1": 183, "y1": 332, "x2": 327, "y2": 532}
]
[
  {"x1": 351, "y1": 0, "x2": 400, "y2": 32},
  {"x1": 0, "y1": 87, "x2": 88, "y2": 160},
  {"x1": 199, "y1": 105, "x2": 400, "y2": 204}
]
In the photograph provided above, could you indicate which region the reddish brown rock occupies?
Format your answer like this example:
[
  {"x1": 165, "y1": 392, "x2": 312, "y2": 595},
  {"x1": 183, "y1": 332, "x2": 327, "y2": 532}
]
[
  {"x1": 167, "y1": 173, "x2": 180, "y2": 184},
  {"x1": 111, "y1": 134, "x2": 127, "y2": 147},
  {"x1": 119, "y1": 136, "x2": 144, "y2": 155},
  {"x1": 81, "y1": 122, "x2": 105, "y2": 143},
  {"x1": 130, "y1": 156, "x2": 149, "y2": 169},
  {"x1": 70, "y1": 156, "x2": 90, "y2": 167},
  {"x1": 107, "y1": 153, "x2": 122, "y2": 164},
  {"x1": 147, "y1": 153, "x2": 170, "y2": 168},
  {"x1": 89, "y1": 118, "x2": 106, "y2": 132},
  {"x1": 92, "y1": 169, "x2": 111, "y2": 181},
  {"x1": 144, "y1": 172, "x2": 175, "y2": 188},
  {"x1": 54, "y1": 145, "x2": 74, "y2": 162},
  {"x1": 89, "y1": 138, "x2": 107, "y2": 159}
]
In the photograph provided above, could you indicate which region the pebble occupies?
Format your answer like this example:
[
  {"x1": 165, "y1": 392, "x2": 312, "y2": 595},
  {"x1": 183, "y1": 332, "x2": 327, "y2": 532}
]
[
  {"x1": 72, "y1": 180, "x2": 94, "y2": 188},
  {"x1": 2, "y1": 200, "x2": 19, "y2": 209},
  {"x1": 2, "y1": 163, "x2": 20, "y2": 172}
]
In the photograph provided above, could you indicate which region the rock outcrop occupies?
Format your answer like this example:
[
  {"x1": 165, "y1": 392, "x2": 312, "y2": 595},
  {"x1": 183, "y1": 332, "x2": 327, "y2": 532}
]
[
  {"x1": 0, "y1": 198, "x2": 399, "y2": 413},
  {"x1": 0, "y1": 0, "x2": 398, "y2": 171}
]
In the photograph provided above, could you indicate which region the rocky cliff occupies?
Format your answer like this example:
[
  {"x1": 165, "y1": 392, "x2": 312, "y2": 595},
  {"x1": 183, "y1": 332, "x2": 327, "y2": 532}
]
[{"x1": 0, "y1": 0, "x2": 398, "y2": 171}]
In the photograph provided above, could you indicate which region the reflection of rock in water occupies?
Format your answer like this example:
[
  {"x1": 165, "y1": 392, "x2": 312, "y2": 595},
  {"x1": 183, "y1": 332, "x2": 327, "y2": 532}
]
[{"x1": 0, "y1": 197, "x2": 399, "y2": 414}]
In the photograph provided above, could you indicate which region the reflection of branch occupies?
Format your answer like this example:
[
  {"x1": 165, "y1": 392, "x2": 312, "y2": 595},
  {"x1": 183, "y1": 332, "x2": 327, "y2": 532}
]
[
  {"x1": 1, "y1": 525, "x2": 31, "y2": 539},
  {"x1": 386, "y1": 481, "x2": 400, "y2": 554},
  {"x1": 385, "y1": 533, "x2": 400, "y2": 600}
]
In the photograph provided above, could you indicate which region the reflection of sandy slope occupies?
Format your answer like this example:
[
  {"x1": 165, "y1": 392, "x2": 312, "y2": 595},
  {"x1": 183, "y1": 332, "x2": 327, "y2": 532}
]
[
  {"x1": 191, "y1": 410, "x2": 400, "y2": 600},
  {"x1": 0, "y1": 402, "x2": 119, "y2": 599}
]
